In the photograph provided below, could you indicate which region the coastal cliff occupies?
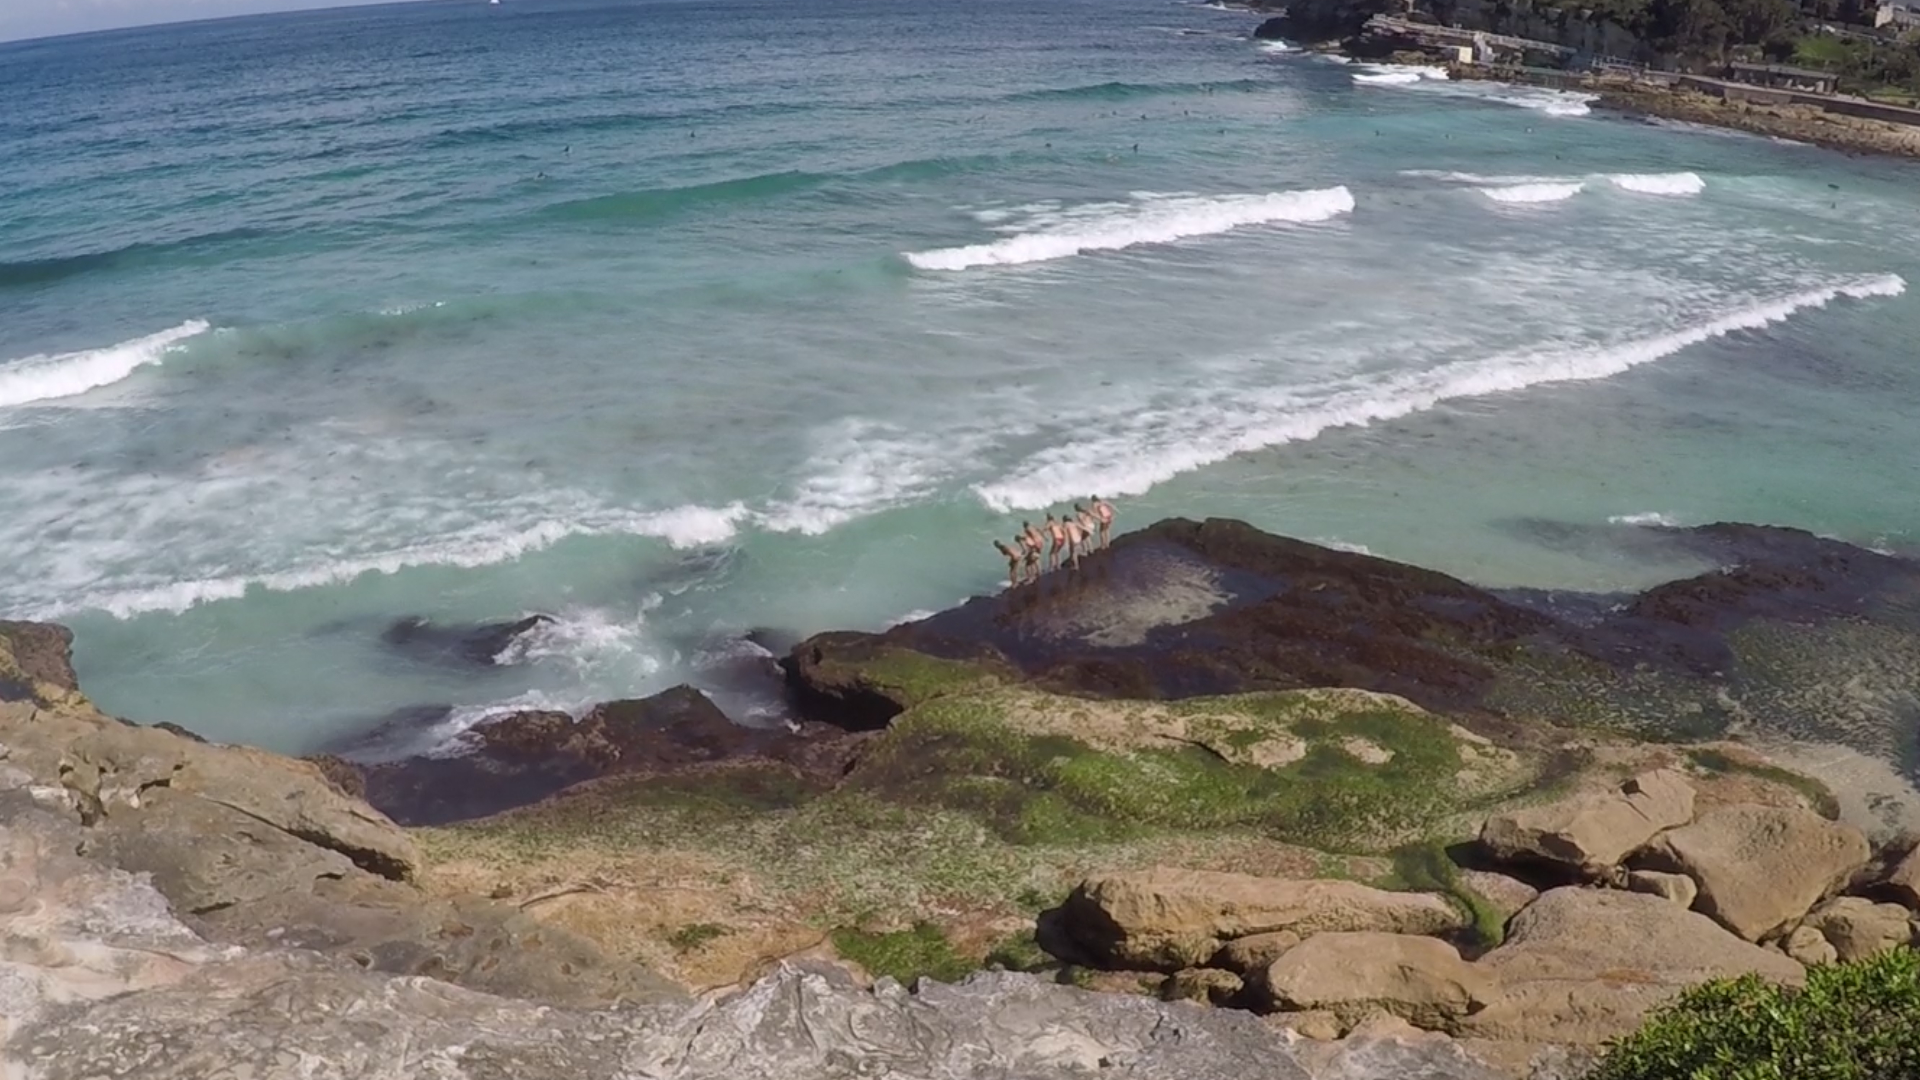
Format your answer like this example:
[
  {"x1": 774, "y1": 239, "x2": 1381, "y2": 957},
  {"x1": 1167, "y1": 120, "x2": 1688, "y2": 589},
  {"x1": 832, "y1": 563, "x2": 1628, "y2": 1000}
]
[{"x1": 5, "y1": 516, "x2": 1920, "y2": 1077}]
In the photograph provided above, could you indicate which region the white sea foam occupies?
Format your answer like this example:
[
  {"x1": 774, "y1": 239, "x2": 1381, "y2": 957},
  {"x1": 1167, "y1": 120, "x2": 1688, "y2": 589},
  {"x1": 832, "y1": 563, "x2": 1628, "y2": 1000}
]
[
  {"x1": 1361, "y1": 70, "x2": 1594, "y2": 117},
  {"x1": 0, "y1": 320, "x2": 209, "y2": 408},
  {"x1": 1402, "y1": 170, "x2": 1571, "y2": 186},
  {"x1": 972, "y1": 274, "x2": 1907, "y2": 511},
  {"x1": 492, "y1": 602, "x2": 661, "y2": 670},
  {"x1": 1351, "y1": 63, "x2": 1450, "y2": 86},
  {"x1": 28, "y1": 500, "x2": 748, "y2": 620},
  {"x1": 1256, "y1": 40, "x2": 1295, "y2": 54},
  {"x1": 1608, "y1": 172, "x2": 1706, "y2": 196},
  {"x1": 1609, "y1": 512, "x2": 1681, "y2": 527},
  {"x1": 1483, "y1": 182, "x2": 1584, "y2": 204},
  {"x1": 905, "y1": 188, "x2": 1355, "y2": 271},
  {"x1": 757, "y1": 417, "x2": 987, "y2": 534}
]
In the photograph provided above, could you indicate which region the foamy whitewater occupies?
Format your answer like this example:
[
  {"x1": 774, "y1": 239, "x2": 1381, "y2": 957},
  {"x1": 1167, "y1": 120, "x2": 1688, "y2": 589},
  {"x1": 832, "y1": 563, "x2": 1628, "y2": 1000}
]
[{"x1": 4, "y1": 0, "x2": 1919, "y2": 754}]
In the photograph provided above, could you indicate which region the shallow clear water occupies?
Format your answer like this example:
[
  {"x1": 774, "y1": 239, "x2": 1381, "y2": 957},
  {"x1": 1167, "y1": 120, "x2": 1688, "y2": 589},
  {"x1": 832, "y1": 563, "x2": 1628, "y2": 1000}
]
[{"x1": 3, "y1": 0, "x2": 1918, "y2": 754}]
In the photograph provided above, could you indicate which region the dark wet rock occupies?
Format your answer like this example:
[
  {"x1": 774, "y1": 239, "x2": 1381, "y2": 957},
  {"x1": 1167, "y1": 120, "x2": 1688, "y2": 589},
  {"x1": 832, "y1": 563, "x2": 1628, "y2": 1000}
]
[
  {"x1": 790, "y1": 518, "x2": 1554, "y2": 723},
  {"x1": 323, "y1": 703, "x2": 459, "y2": 762},
  {"x1": 338, "y1": 685, "x2": 860, "y2": 826},
  {"x1": 785, "y1": 517, "x2": 1920, "y2": 774},
  {"x1": 151, "y1": 720, "x2": 208, "y2": 743},
  {"x1": 380, "y1": 613, "x2": 554, "y2": 668},
  {"x1": 744, "y1": 627, "x2": 803, "y2": 655}
]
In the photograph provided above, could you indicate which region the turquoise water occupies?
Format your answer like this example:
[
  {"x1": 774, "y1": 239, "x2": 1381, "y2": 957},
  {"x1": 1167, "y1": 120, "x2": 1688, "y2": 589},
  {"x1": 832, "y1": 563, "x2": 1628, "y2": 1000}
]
[{"x1": 3, "y1": 0, "x2": 1918, "y2": 754}]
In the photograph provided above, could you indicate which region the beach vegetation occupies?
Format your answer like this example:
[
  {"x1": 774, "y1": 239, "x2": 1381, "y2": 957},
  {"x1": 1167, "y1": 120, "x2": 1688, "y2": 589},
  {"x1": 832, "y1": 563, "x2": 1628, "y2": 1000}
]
[{"x1": 1591, "y1": 947, "x2": 1920, "y2": 1080}]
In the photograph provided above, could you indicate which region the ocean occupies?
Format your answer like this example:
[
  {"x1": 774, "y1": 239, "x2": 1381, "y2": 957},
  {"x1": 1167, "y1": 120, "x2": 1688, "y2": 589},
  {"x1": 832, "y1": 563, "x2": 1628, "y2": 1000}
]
[{"x1": 3, "y1": 0, "x2": 1917, "y2": 756}]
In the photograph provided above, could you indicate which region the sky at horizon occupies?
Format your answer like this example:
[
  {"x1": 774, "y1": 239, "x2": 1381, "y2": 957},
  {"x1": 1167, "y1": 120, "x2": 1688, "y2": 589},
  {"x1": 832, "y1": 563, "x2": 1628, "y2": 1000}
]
[{"x1": 0, "y1": 0, "x2": 412, "y2": 44}]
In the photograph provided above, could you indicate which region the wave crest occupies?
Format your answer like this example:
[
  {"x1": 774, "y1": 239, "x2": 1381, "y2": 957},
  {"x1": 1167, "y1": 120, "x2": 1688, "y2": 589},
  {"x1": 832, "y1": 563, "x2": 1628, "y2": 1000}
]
[
  {"x1": 1608, "y1": 172, "x2": 1706, "y2": 196},
  {"x1": 971, "y1": 274, "x2": 1906, "y2": 511},
  {"x1": 905, "y1": 187, "x2": 1355, "y2": 271},
  {"x1": 0, "y1": 321, "x2": 210, "y2": 409},
  {"x1": 1484, "y1": 182, "x2": 1584, "y2": 204}
]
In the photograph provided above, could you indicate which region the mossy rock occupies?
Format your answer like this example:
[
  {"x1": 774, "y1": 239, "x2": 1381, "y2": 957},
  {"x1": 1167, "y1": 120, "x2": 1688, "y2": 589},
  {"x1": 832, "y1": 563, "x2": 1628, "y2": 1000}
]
[{"x1": 842, "y1": 686, "x2": 1532, "y2": 853}]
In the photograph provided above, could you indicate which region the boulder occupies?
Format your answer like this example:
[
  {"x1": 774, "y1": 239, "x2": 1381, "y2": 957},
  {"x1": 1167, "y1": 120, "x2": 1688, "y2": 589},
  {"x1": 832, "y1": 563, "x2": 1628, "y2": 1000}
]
[
  {"x1": 1163, "y1": 967, "x2": 1244, "y2": 1006},
  {"x1": 1262, "y1": 932, "x2": 1497, "y2": 1030},
  {"x1": 1062, "y1": 869, "x2": 1465, "y2": 971},
  {"x1": 1782, "y1": 924, "x2": 1837, "y2": 967},
  {"x1": 1212, "y1": 930, "x2": 1302, "y2": 976},
  {"x1": 1478, "y1": 769, "x2": 1694, "y2": 878},
  {"x1": 1268, "y1": 1010, "x2": 1344, "y2": 1041},
  {"x1": 1887, "y1": 843, "x2": 1920, "y2": 909},
  {"x1": 1459, "y1": 887, "x2": 1804, "y2": 1044},
  {"x1": 1457, "y1": 871, "x2": 1538, "y2": 924},
  {"x1": 1638, "y1": 805, "x2": 1869, "y2": 941},
  {"x1": 1801, "y1": 896, "x2": 1913, "y2": 961},
  {"x1": 1625, "y1": 870, "x2": 1698, "y2": 908},
  {"x1": 55, "y1": 717, "x2": 420, "y2": 881}
]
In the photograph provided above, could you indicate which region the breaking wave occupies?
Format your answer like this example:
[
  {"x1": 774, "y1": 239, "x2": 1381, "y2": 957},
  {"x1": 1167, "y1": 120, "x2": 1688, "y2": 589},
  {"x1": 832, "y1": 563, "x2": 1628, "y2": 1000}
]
[
  {"x1": 971, "y1": 274, "x2": 1907, "y2": 511},
  {"x1": 905, "y1": 187, "x2": 1355, "y2": 271},
  {"x1": 1608, "y1": 172, "x2": 1706, "y2": 196},
  {"x1": 0, "y1": 321, "x2": 210, "y2": 408},
  {"x1": 1483, "y1": 182, "x2": 1584, "y2": 204}
]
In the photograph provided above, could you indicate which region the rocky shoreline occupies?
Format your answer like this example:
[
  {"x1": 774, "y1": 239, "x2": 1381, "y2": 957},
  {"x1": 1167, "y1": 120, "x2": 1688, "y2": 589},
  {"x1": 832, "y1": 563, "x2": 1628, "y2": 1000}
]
[
  {"x1": 1248, "y1": 11, "x2": 1920, "y2": 161},
  {"x1": 5, "y1": 515, "x2": 1920, "y2": 1078}
]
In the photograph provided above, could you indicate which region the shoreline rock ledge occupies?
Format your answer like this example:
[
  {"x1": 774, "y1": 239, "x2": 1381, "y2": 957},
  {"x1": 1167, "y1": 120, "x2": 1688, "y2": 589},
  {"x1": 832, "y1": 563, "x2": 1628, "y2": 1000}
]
[{"x1": 6, "y1": 512, "x2": 1920, "y2": 1079}]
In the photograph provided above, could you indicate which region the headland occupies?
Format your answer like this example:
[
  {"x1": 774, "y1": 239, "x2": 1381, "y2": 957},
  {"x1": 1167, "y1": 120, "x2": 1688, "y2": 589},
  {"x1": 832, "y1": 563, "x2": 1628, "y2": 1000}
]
[{"x1": 5, "y1": 514, "x2": 1919, "y2": 1078}]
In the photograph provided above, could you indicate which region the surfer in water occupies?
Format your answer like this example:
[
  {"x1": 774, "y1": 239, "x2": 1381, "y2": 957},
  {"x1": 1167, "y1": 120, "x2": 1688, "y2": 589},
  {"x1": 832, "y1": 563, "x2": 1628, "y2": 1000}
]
[
  {"x1": 993, "y1": 538, "x2": 1022, "y2": 588},
  {"x1": 1092, "y1": 496, "x2": 1114, "y2": 549},
  {"x1": 1045, "y1": 513, "x2": 1067, "y2": 573}
]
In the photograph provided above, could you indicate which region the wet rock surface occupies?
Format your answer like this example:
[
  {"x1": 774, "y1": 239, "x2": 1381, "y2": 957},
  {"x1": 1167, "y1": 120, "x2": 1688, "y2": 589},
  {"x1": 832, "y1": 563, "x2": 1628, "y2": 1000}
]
[
  {"x1": 788, "y1": 518, "x2": 1920, "y2": 776},
  {"x1": 380, "y1": 613, "x2": 555, "y2": 668},
  {"x1": 327, "y1": 686, "x2": 858, "y2": 827}
]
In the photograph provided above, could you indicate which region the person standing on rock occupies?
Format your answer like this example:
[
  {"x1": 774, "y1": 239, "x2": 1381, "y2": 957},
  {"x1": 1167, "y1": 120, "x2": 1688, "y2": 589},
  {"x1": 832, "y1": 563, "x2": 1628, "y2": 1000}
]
[
  {"x1": 1020, "y1": 521, "x2": 1045, "y2": 580},
  {"x1": 993, "y1": 538, "x2": 1022, "y2": 588},
  {"x1": 1074, "y1": 503, "x2": 1099, "y2": 552},
  {"x1": 1092, "y1": 495, "x2": 1115, "y2": 549},
  {"x1": 1045, "y1": 513, "x2": 1067, "y2": 573},
  {"x1": 1063, "y1": 514, "x2": 1087, "y2": 570}
]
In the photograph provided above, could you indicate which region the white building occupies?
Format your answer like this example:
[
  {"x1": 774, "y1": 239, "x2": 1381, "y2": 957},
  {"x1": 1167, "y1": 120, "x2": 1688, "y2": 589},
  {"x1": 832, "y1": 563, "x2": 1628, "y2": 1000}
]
[{"x1": 1877, "y1": 0, "x2": 1920, "y2": 30}]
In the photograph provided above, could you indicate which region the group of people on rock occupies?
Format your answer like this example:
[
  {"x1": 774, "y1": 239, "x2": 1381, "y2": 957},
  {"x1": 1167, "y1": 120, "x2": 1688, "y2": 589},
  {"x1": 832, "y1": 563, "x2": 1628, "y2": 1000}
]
[{"x1": 992, "y1": 497, "x2": 1115, "y2": 587}]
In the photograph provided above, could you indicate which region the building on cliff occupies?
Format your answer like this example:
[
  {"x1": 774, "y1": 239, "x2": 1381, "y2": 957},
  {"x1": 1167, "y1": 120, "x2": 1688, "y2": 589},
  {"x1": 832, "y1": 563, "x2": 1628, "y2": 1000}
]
[{"x1": 1877, "y1": 0, "x2": 1920, "y2": 30}]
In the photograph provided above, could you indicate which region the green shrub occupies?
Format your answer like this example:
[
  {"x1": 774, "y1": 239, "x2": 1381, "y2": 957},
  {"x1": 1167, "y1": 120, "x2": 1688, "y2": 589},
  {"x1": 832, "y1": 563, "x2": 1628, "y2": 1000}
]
[{"x1": 1592, "y1": 947, "x2": 1920, "y2": 1080}]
